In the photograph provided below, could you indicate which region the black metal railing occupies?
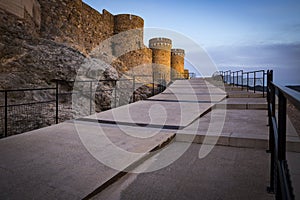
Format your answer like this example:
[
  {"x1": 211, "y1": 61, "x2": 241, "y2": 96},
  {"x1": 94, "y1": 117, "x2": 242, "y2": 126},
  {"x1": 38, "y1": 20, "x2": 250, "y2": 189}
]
[
  {"x1": 219, "y1": 70, "x2": 267, "y2": 97},
  {"x1": 0, "y1": 73, "x2": 168, "y2": 138},
  {"x1": 172, "y1": 72, "x2": 196, "y2": 80},
  {"x1": 0, "y1": 87, "x2": 57, "y2": 138},
  {"x1": 267, "y1": 69, "x2": 299, "y2": 200}
]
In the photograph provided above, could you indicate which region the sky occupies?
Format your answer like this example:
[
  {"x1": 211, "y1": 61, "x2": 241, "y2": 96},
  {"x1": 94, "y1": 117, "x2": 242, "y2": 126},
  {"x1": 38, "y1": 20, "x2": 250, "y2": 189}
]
[{"x1": 83, "y1": 0, "x2": 300, "y2": 85}]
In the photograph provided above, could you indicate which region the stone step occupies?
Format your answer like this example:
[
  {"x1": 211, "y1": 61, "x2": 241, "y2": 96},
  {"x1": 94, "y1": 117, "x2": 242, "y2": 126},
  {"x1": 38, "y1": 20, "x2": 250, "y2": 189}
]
[
  {"x1": 213, "y1": 98, "x2": 268, "y2": 110},
  {"x1": 227, "y1": 92, "x2": 264, "y2": 98},
  {"x1": 175, "y1": 109, "x2": 300, "y2": 151},
  {"x1": 0, "y1": 121, "x2": 175, "y2": 199},
  {"x1": 175, "y1": 132, "x2": 300, "y2": 152}
]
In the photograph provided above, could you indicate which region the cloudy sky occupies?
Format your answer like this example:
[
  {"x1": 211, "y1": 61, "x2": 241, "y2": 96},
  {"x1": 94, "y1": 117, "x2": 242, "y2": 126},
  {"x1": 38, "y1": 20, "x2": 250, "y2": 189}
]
[{"x1": 83, "y1": 0, "x2": 300, "y2": 85}]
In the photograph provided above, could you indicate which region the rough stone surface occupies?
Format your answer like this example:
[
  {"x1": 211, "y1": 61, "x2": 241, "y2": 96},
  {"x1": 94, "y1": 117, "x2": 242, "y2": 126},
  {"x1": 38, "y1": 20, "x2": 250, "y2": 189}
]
[
  {"x1": 0, "y1": 0, "x2": 188, "y2": 136},
  {"x1": 171, "y1": 49, "x2": 185, "y2": 79},
  {"x1": 93, "y1": 143, "x2": 273, "y2": 200}
]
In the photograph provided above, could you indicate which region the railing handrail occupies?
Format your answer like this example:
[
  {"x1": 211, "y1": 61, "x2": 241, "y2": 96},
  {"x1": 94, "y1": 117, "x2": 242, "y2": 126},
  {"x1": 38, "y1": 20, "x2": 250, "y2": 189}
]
[
  {"x1": 219, "y1": 69, "x2": 267, "y2": 97},
  {"x1": 0, "y1": 87, "x2": 56, "y2": 93},
  {"x1": 271, "y1": 81, "x2": 300, "y2": 109},
  {"x1": 267, "y1": 70, "x2": 296, "y2": 200},
  {"x1": 243, "y1": 70, "x2": 265, "y2": 74}
]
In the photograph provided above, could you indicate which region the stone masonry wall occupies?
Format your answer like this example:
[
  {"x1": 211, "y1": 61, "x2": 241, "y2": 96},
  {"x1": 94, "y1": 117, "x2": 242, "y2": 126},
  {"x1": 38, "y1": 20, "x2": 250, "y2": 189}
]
[
  {"x1": 0, "y1": 0, "x2": 41, "y2": 27},
  {"x1": 171, "y1": 49, "x2": 185, "y2": 79},
  {"x1": 38, "y1": 0, "x2": 114, "y2": 55},
  {"x1": 149, "y1": 38, "x2": 172, "y2": 83}
]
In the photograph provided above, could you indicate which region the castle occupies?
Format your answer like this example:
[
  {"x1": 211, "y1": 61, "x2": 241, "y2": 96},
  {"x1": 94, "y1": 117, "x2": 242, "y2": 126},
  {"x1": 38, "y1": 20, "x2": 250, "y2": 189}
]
[{"x1": 0, "y1": 0, "x2": 190, "y2": 82}]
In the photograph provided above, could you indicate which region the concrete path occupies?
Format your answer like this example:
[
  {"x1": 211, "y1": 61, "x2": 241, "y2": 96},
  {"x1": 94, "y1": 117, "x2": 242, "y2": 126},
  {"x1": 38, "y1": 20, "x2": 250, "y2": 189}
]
[
  {"x1": 1, "y1": 78, "x2": 297, "y2": 199},
  {"x1": 0, "y1": 79, "x2": 226, "y2": 199},
  {"x1": 0, "y1": 122, "x2": 175, "y2": 199},
  {"x1": 92, "y1": 143, "x2": 274, "y2": 200}
]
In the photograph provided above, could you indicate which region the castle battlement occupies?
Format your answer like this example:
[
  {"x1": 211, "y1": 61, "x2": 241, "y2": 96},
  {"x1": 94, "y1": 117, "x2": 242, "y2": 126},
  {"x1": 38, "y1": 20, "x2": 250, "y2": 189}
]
[
  {"x1": 114, "y1": 14, "x2": 144, "y2": 34},
  {"x1": 171, "y1": 49, "x2": 185, "y2": 57},
  {"x1": 149, "y1": 38, "x2": 172, "y2": 50}
]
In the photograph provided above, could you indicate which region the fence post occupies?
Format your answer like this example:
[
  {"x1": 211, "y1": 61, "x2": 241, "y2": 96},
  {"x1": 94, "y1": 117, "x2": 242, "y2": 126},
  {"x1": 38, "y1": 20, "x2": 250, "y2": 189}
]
[
  {"x1": 133, "y1": 76, "x2": 136, "y2": 102},
  {"x1": 267, "y1": 70, "x2": 275, "y2": 193},
  {"x1": 254, "y1": 72, "x2": 256, "y2": 93},
  {"x1": 237, "y1": 71, "x2": 239, "y2": 87},
  {"x1": 89, "y1": 81, "x2": 93, "y2": 115},
  {"x1": 247, "y1": 73, "x2": 249, "y2": 92},
  {"x1": 278, "y1": 90, "x2": 287, "y2": 161},
  {"x1": 241, "y1": 72, "x2": 244, "y2": 90},
  {"x1": 4, "y1": 91, "x2": 8, "y2": 137},
  {"x1": 55, "y1": 81, "x2": 59, "y2": 124},
  {"x1": 263, "y1": 71, "x2": 265, "y2": 98},
  {"x1": 114, "y1": 80, "x2": 117, "y2": 108}
]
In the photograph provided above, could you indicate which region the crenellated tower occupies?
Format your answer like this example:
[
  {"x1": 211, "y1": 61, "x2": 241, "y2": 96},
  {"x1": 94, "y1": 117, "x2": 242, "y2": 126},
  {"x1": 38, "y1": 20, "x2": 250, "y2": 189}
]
[
  {"x1": 113, "y1": 14, "x2": 152, "y2": 75},
  {"x1": 113, "y1": 14, "x2": 144, "y2": 56},
  {"x1": 149, "y1": 38, "x2": 172, "y2": 83},
  {"x1": 184, "y1": 69, "x2": 190, "y2": 79},
  {"x1": 171, "y1": 49, "x2": 185, "y2": 80}
]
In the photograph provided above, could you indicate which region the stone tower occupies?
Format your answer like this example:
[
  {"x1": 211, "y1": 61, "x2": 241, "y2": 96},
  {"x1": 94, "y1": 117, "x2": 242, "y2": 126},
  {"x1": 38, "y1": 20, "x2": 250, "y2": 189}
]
[
  {"x1": 113, "y1": 14, "x2": 152, "y2": 75},
  {"x1": 149, "y1": 38, "x2": 172, "y2": 84},
  {"x1": 184, "y1": 69, "x2": 190, "y2": 79},
  {"x1": 113, "y1": 14, "x2": 144, "y2": 56},
  {"x1": 171, "y1": 49, "x2": 185, "y2": 80}
]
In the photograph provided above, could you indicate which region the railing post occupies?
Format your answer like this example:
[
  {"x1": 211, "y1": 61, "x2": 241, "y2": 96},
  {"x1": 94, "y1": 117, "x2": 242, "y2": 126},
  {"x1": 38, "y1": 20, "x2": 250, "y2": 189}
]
[
  {"x1": 278, "y1": 90, "x2": 287, "y2": 161},
  {"x1": 114, "y1": 80, "x2": 117, "y2": 108},
  {"x1": 263, "y1": 71, "x2": 265, "y2": 98},
  {"x1": 55, "y1": 81, "x2": 59, "y2": 124},
  {"x1": 241, "y1": 72, "x2": 244, "y2": 90},
  {"x1": 133, "y1": 75, "x2": 136, "y2": 102},
  {"x1": 247, "y1": 72, "x2": 249, "y2": 92},
  {"x1": 237, "y1": 71, "x2": 239, "y2": 87},
  {"x1": 267, "y1": 70, "x2": 275, "y2": 193},
  {"x1": 89, "y1": 81, "x2": 93, "y2": 115},
  {"x1": 4, "y1": 91, "x2": 8, "y2": 137},
  {"x1": 254, "y1": 72, "x2": 256, "y2": 93}
]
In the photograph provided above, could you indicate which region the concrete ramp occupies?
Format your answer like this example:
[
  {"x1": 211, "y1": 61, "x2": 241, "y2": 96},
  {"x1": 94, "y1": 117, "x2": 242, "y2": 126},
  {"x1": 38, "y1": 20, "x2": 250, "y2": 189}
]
[
  {"x1": 0, "y1": 121, "x2": 175, "y2": 199},
  {"x1": 1, "y1": 78, "x2": 285, "y2": 199},
  {"x1": 0, "y1": 79, "x2": 225, "y2": 199}
]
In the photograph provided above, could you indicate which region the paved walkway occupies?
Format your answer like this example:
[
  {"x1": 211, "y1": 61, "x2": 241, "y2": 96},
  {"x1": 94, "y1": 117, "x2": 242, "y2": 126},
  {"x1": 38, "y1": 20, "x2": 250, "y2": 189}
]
[
  {"x1": 93, "y1": 143, "x2": 273, "y2": 200},
  {"x1": 1, "y1": 78, "x2": 298, "y2": 199}
]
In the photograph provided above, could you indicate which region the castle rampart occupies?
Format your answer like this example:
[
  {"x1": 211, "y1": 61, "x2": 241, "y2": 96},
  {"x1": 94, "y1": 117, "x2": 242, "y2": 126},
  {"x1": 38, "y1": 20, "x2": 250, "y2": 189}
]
[
  {"x1": 149, "y1": 38, "x2": 172, "y2": 83},
  {"x1": 0, "y1": 0, "x2": 187, "y2": 83},
  {"x1": 0, "y1": 0, "x2": 41, "y2": 27},
  {"x1": 171, "y1": 49, "x2": 185, "y2": 79},
  {"x1": 112, "y1": 14, "x2": 144, "y2": 57}
]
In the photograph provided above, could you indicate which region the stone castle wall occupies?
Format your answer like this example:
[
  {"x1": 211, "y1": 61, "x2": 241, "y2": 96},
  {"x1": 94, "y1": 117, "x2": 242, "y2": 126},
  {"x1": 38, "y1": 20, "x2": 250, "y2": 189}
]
[
  {"x1": 171, "y1": 49, "x2": 185, "y2": 79},
  {"x1": 38, "y1": 0, "x2": 115, "y2": 54},
  {"x1": 149, "y1": 38, "x2": 172, "y2": 83},
  {"x1": 0, "y1": 0, "x2": 41, "y2": 27},
  {"x1": 0, "y1": 0, "x2": 186, "y2": 82}
]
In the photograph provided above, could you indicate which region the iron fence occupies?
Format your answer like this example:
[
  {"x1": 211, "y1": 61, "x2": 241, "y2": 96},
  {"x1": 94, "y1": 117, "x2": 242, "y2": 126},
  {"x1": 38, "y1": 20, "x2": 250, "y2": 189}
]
[
  {"x1": 0, "y1": 87, "x2": 57, "y2": 138},
  {"x1": 266, "y1": 69, "x2": 298, "y2": 200},
  {"x1": 0, "y1": 73, "x2": 168, "y2": 138},
  {"x1": 219, "y1": 70, "x2": 267, "y2": 97},
  {"x1": 171, "y1": 72, "x2": 196, "y2": 80}
]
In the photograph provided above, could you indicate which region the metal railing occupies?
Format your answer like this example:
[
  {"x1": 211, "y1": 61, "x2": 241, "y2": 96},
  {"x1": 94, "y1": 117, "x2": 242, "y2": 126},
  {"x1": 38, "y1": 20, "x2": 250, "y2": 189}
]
[
  {"x1": 0, "y1": 87, "x2": 57, "y2": 138},
  {"x1": 172, "y1": 72, "x2": 196, "y2": 80},
  {"x1": 0, "y1": 73, "x2": 168, "y2": 138},
  {"x1": 267, "y1": 70, "x2": 298, "y2": 200},
  {"x1": 219, "y1": 70, "x2": 267, "y2": 97}
]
